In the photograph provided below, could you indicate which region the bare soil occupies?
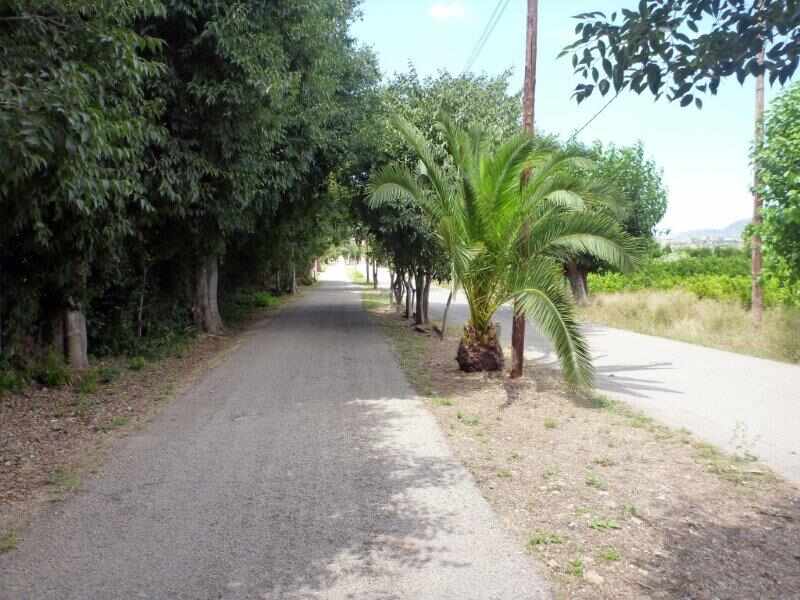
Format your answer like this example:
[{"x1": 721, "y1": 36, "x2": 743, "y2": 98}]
[{"x1": 367, "y1": 291, "x2": 800, "y2": 600}]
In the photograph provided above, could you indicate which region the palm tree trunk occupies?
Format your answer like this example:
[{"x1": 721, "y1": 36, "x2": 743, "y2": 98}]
[
  {"x1": 438, "y1": 288, "x2": 454, "y2": 340},
  {"x1": 566, "y1": 260, "x2": 588, "y2": 305}
]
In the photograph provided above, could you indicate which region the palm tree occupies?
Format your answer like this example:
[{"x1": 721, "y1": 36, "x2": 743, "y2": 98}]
[{"x1": 369, "y1": 115, "x2": 638, "y2": 385}]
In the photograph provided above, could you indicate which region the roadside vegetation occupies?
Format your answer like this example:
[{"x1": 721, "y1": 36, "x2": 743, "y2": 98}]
[
  {"x1": 0, "y1": 1, "x2": 375, "y2": 379},
  {"x1": 583, "y1": 247, "x2": 800, "y2": 362},
  {"x1": 359, "y1": 284, "x2": 800, "y2": 600}
]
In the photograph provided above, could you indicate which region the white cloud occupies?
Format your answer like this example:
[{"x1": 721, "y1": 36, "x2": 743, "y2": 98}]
[{"x1": 430, "y1": 2, "x2": 466, "y2": 21}]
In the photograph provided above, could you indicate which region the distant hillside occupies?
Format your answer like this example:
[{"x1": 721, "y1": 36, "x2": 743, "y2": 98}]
[{"x1": 670, "y1": 218, "x2": 749, "y2": 241}]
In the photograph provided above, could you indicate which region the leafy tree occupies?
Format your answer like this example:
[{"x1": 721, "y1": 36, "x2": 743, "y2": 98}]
[
  {"x1": 756, "y1": 81, "x2": 800, "y2": 284},
  {"x1": 0, "y1": 0, "x2": 381, "y2": 372},
  {"x1": 565, "y1": 141, "x2": 667, "y2": 302},
  {"x1": 562, "y1": 1, "x2": 800, "y2": 106},
  {"x1": 356, "y1": 69, "x2": 522, "y2": 326},
  {"x1": 0, "y1": 0, "x2": 165, "y2": 367},
  {"x1": 370, "y1": 116, "x2": 639, "y2": 384}
]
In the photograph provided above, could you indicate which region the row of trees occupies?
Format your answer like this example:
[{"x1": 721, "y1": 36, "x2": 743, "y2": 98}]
[{"x1": 0, "y1": 0, "x2": 378, "y2": 369}]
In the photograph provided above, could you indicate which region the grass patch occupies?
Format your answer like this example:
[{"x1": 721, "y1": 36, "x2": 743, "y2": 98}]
[
  {"x1": 0, "y1": 531, "x2": 17, "y2": 553},
  {"x1": 98, "y1": 365, "x2": 121, "y2": 384},
  {"x1": 77, "y1": 369, "x2": 99, "y2": 394},
  {"x1": 32, "y1": 351, "x2": 71, "y2": 387},
  {"x1": 589, "y1": 517, "x2": 621, "y2": 531},
  {"x1": 348, "y1": 267, "x2": 367, "y2": 284},
  {"x1": 585, "y1": 471, "x2": 608, "y2": 490},
  {"x1": 544, "y1": 417, "x2": 558, "y2": 429},
  {"x1": 581, "y1": 290, "x2": 800, "y2": 364},
  {"x1": 496, "y1": 469, "x2": 512, "y2": 479},
  {"x1": 567, "y1": 557, "x2": 585, "y2": 577},
  {"x1": 456, "y1": 411, "x2": 480, "y2": 426},
  {"x1": 127, "y1": 356, "x2": 146, "y2": 371},
  {"x1": 430, "y1": 397, "x2": 454, "y2": 407},
  {"x1": 251, "y1": 291, "x2": 279, "y2": 308},
  {"x1": 527, "y1": 531, "x2": 565, "y2": 549},
  {"x1": 599, "y1": 546, "x2": 621, "y2": 561},
  {"x1": 48, "y1": 467, "x2": 81, "y2": 494},
  {"x1": 107, "y1": 416, "x2": 130, "y2": 429}
]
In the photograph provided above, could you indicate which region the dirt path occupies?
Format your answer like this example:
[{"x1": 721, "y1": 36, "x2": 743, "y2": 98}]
[
  {"x1": 419, "y1": 284, "x2": 800, "y2": 484},
  {"x1": 0, "y1": 265, "x2": 549, "y2": 600}
]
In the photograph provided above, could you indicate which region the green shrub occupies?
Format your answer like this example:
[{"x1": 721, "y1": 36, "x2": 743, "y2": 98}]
[
  {"x1": 589, "y1": 249, "x2": 798, "y2": 308},
  {"x1": 127, "y1": 356, "x2": 146, "y2": 371},
  {"x1": 77, "y1": 370, "x2": 99, "y2": 394},
  {"x1": 0, "y1": 356, "x2": 26, "y2": 393},
  {"x1": 98, "y1": 366, "x2": 121, "y2": 384},
  {"x1": 251, "y1": 292, "x2": 279, "y2": 308},
  {"x1": 32, "y1": 351, "x2": 71, "y2": 387}
]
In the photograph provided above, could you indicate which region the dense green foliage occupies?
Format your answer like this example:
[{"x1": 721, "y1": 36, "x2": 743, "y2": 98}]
[
  {"x1": 0, "y1": 0, "x2": 378, "y2": 370},
  {"x1": 354, "y1": 69, "x2": 523, "y2": 322},
  {"x1": 371, "y1": 115, "x2": 638, "y2": 384},
  {"x1": 591, "y1": 142, "x2": 667, "y2": 238},
  {"x1": 563, "y1": 1, "x2": 800, "y2": 107},
  {"x1": 757, "y1": 80, "x2": 800, "y2": 285},
  {"x1": 589, "y1": 248, "x2": 800, "y2": 306}
]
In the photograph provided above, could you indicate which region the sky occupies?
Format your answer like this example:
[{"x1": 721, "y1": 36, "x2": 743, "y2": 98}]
[{"x1": 350, "y1": 0, "x2": 792, "y2": 234}]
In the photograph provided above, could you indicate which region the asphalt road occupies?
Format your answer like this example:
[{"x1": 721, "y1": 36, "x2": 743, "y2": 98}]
[
  {"x1": 415, "y1": 282, "x2": 800, "y2": 485},
  {"x1": 0, "y1": 265, "x2": 549, "y2": 600}
]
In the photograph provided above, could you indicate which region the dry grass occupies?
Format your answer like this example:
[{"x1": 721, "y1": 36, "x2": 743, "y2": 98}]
[
  {"x1": 581, "y1": 290, "x2": 800, "y2": 363},
  {"x1": 362, "y1": 288, "x2": 800, "y2": 600}
]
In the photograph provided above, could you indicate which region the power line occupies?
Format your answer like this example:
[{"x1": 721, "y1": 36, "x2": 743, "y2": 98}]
[
  {"x1": 462, "y1": 0, "x2": 503, "y2": 73},
  {"x1": 567, "y1": 92, "x2": 620, "y2": 142},
  {"x1": 462, "y1": 0, "x2": 513, "y2": 74}
]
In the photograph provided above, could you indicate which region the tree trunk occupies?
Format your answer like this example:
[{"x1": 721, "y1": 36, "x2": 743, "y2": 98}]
[
  {"x1": 566, "y1": 260, "x2": 588, "y2": 305},
  {"x1": 137, "y1": 265, "x2": 149, "y2": 338},
  {"x1": 457, "y1": 323, "x2": 504, "y2": 372},
  {"x1": 512, "y1": 0, "x2": 538, "y2": 379},
  {"x1": 422, "y1": 273, "x2": 432, "y2": 325},
  {"x1": 510, "y1": 313, "x2": 525, "y2": 378},
  {"x1": 414, "y1": 270, "x2": 424, "y2": 326},
  {"x1": 404, "y1": 274, "x2": 412, "y2": 319},
  {"x1": 752, "y1": 42, "x2": 766, "y2": 325},
  {"x1": 194, "y1": 255, "x2": 224, "y2": 334},
  {"x1": 291, "y1": 263, "x2": 297, "y2": 294},
  {"x1": 365, "y1": 256, "x2": 370, "y2": 284},
  {"x1": 64, "y1": 308, "x2": 89, "y2": 370},
  {"x1": 372, "y1": 259, "x2": 378, "y2": 290},
  {"x1": 438, "y1": 288, "x2": 454, "y2": 340}
]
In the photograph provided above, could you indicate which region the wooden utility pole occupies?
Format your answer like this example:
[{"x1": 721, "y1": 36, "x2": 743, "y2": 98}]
[
  {"x1": 751, "y1": 31, "x2": 766, "y2": 325},
  {"x1": 510, "y1": 0, "x2": 538, "y2": 378}
]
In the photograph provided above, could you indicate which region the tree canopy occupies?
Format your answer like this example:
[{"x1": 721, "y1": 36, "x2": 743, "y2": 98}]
[
  {"x1": 562, "y1": 1, "x2": 800, "y2": 107},
  {"x1": 0, "y1": 0, "x2": 379, "y2": 366},
  {"x1": 757, "y1": 80, "x2": 800, "y2": 285}
]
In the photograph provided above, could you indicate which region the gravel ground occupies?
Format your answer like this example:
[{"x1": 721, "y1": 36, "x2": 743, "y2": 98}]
[
  {"x1": 0, "y1": 264, "x2": 549, "y2": 600},
  {"x1": 377, "y1": 268, "x2": 800, "y2": 485}
]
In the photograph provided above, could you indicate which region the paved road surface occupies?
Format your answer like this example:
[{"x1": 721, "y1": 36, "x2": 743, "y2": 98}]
[
  {"x1": 0, "y1": 265, "x2": 549, "y2": 600},
  {"x1": 413, "y1": 282, "x2": 800, "y2": 485}
]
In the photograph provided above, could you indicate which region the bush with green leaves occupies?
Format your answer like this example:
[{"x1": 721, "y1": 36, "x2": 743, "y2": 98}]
[
  {"x1": 756, "y1": 81, "x2": 800, "y2": 288},
  {"x1": 589, "y1": 249, "x2": 799, "y2": 307}
]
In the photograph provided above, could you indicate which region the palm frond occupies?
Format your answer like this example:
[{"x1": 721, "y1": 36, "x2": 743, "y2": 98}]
[
  {"x1": 525, "y1": 211, "x2": 641, "y2": 273},
  {"x1": 511, "y1": 261, "x2": 593, "y2": 386}
]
